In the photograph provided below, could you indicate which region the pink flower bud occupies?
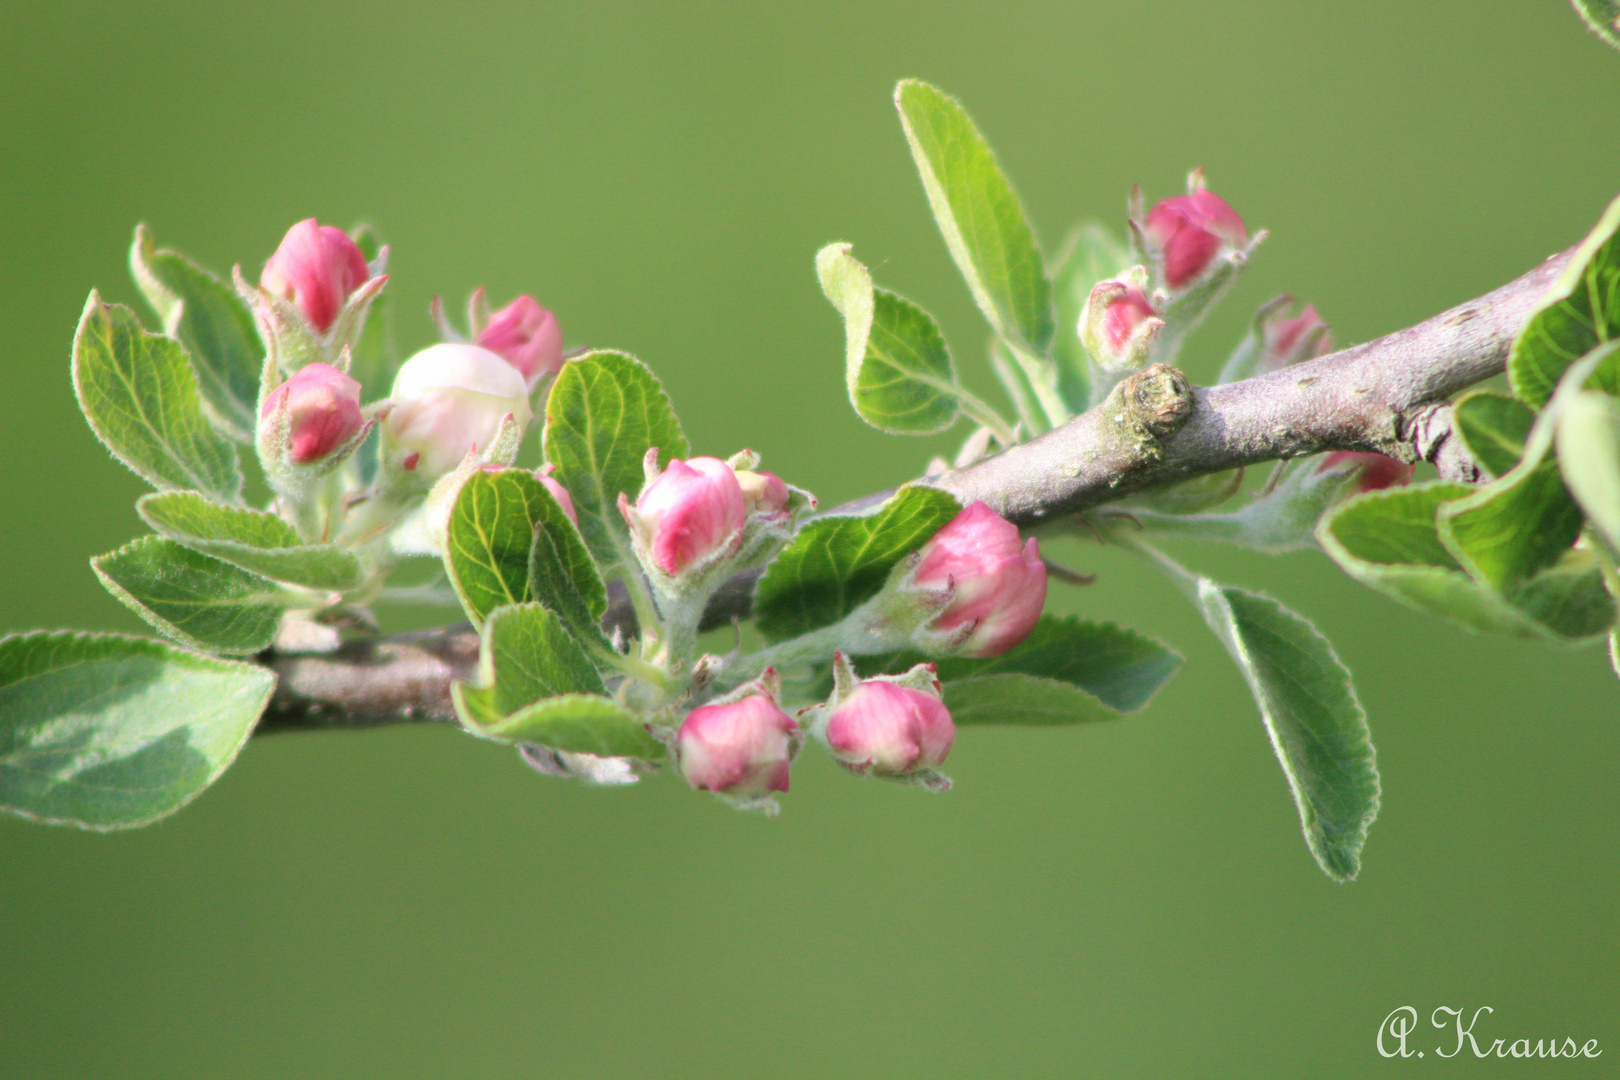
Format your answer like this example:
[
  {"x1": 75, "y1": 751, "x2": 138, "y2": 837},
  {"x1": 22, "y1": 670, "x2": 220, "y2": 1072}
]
[
  {"x1": 1102, "y1": 284, "x2": 1158, "y2": 349},
  {"x1": 678, "y1": 693, "x2": 798, "y2": 797},
  {"x1": 383, "y1": 343, "x2": 534, "y2": 480},
  {"x1": 913, "y1": 501, "x2": 1047, "y2": 658},
  {"x1": 260, "y1": 362, "x2": 364, "y2": 463},
  {"x1": 535, "y1": 463, "x2": 578, "y2": 525},
  {"x1": 1319, "y1": 451, "x2": 1415, "y2": 493},
  {"x1": 1143, "y1": 188, "x2": 1248, "y2": 289},
  {"x1": 626, "y1": 457, "x2": 748, "y2": 575},
  {"x1": 1080, "y1": 278, "x2": 1164, "y2": 375},
  {"x1": 735, "y1": 469, "x2": 790, "y2": 515},
  {"x1": 1261, "y1": 303, "x2": 1332, "y2": 372},
  {"x1": 824, "y1": 678, "x2": 954, "y2": 776},
  {"x1": 261, "y1": 219, "x2": 372, "y2": 334},
  {"x1": 476, "y1": 295, "x2": 565, "y2": 385}
]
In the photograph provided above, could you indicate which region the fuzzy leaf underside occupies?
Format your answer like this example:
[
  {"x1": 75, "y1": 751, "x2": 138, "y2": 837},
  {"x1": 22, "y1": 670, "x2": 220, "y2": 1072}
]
[
  {"x1": 73, "y1": 295, "x2": 242, "y2": 502},
  {"x1": 0, "y1": 631, "x2": 275, "y2": 830},
  {"x1": 1196, "y1": 582, "x2": 1379, "y2": 883}
]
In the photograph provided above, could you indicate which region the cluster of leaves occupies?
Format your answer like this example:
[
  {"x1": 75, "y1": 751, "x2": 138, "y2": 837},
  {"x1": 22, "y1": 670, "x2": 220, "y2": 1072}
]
[{"x1": 1320, "y1": 199, "x2": 1620, "y2": 656}]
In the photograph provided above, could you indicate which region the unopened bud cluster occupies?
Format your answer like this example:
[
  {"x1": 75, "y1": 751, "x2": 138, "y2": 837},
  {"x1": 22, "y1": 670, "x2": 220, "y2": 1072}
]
[
  {"x1": 667, "y1": 500, "x2": 1046, "y2": 812},
  {"x1": 1079, "y1": 173, "x2": 1263, "y2": 382},
  {"x1": 233, "y1": 216, "x2": 577, "y2": 555}
]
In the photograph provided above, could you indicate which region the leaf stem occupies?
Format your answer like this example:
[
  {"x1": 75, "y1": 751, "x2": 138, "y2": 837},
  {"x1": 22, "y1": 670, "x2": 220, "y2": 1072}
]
[{"x1": 952, "y1": 385, "x2": 1019, "y2": 445}]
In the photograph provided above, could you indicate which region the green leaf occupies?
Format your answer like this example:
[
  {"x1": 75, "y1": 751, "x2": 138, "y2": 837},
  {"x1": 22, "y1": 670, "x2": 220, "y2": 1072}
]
[
  {"x1": 753, "y1": 485, "x2": 962, "y2": 642},
  {"x1": 1319, "y1": 482, "x2": 1613, "y2": 640},
  {"x1": 91, "y1": 537, "x2": 292, "y2": 655},
  {"x1": 1050, "y1": 223, "x2": 1131, "y2": 412},
  {"x1": 860, "y1": 617, "x2": 1181, "y2": 726},
  {"x1": 446, "y1": 469, "x2": 606, "y2": 631},
  {"x1": 528, "y1": 513, "x2": 613, "y2": 652},
  {"x1": 1507, "y1": 193, "x2": 1620, "y2": 407},
  {"x1": 137, "y1": 492, "x2": 362, "y2": 591},
  {"x1": 130, "y1": 226, "x2": 264, "y2": 442},
  {"x1": 450, "y1": 603, "x2": 663, "y2": 760},
  {"x1": 543, "y1": 350, "x2": 688, "y2": 566},
  {"x1": 1571, "y1": 0, "x2": 1620, "y2": 51},
  {"x1": 816, "y1": 243, "x2": 961, "y2": 435},
  {"x1": 1451, "y1": 390, "x2": 1536, "y2": 479},
  {"x1": 941, "y1": 675, "x2": 1128, "y2": 726},
  {"x1": 1505, "y1": 549, "x2": 1619, "y2": 639},
  {"x1": 0, "y1": 632, "x2": 276, "y2": 829},
  {"x1": 895, "y1": 80, "x2": 1060, "y2": 420},
  {"x1": 1196, "y1": 581, "x2": 1378, "y2": 882},
  {"x1": 934, "y1": 616, "x2": 1181, "y2": 712},
  {"x1": 72, "y1": 293, "x2": 243, "y2": 502},
  {"x1": 475, "y1": 602, "x2": 606, "y2": 710},
  {"x1": 1556, "y1": 388, "x2": 1620, "y2": 554},
  {"x1": 457, "y1": 689, "x2": 664, "y2": 760},
  {"x1": 1439, "y1": 443, "x2": 1584, "y2": 593}
]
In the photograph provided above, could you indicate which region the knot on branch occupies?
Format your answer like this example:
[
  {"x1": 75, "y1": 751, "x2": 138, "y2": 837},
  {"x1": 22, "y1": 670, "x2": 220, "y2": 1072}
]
[{"x1": 1110, "y1": 363, "x2": 1194, "y2": 460}]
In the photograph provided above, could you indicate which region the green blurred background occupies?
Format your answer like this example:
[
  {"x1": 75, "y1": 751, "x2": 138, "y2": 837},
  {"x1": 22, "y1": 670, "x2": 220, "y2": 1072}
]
[{"x1": 2, "y1": 1, "x2": 1616, "y2": 1076}]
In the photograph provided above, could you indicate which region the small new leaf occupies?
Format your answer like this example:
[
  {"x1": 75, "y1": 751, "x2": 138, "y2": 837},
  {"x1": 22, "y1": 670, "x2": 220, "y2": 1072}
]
[
  {"x1": 92, "y1": 537, "x2": 296, "y2": 655},
  {"x1": 846, "y1": 617, "x2": 1179, "y2": 726},
  {"x1": 753, "y1": 485, "x2": 961, "y2": 642},
  {"x1": 130, "y1": 226, "x2": 264, "y2": 442},
  {"x1": 451, "y1": 603, "x2": 663, "y2": 760},
  {"x1": 138, "y1": 491, "x2": 362, "y2": 591},
  {"x1": 544, "y1": 350, "x2": 688, "y2": 567},
  {"x1": 816, "y1": 243, "x2": 961, "y2": 435},
  {"x1": 73, "y1": 293, "x2": 243, "y2": 502},
  {"x1": 474, "y1": 602, "x2": 606, "y2": 710},
  {"x1": 1196, "y1": 581, "x2": 1379, "y2": 883},
  {"x1": 0, "y1": 631, "x2": 276, "y2": 830},
  {"x1": 1439, "y1": 429, "x2": 1583, "y2": 593},
  {"x1": 1507, "y1": 193, "x2": 1620, "y2": 407},
  {"x1": 458, "y1": 689, "x2": 665, "y2": 761},
  {"x1": 933, "y1": 616, "x2": 1182, "y2": 714}
]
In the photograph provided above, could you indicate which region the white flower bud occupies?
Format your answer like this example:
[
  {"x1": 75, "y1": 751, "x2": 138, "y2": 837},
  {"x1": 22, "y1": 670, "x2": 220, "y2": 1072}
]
[{"x1": 382, "y1": 343, "x2": 533, "y2": 481}]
